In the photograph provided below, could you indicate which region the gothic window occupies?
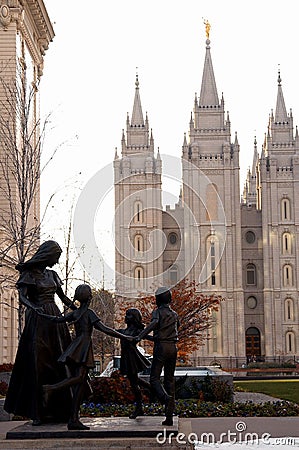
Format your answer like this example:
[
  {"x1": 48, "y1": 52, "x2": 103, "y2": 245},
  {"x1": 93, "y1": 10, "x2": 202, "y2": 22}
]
[
  {"x1": 281, "y1": 198, "x2": 291, "y2": 221},
  {"x1": 246, "y1": 263, "x2": 256, "y2": 285},
  {"x1": 134, "y1": 201, "x2": 143, "y2": 223},
  {"x1": 282, "y1": 232, "x2": 292, "y2": 254},
  {"x1": 206, "y1": 183, "x2": 218, "y2": 221},
  {"x1": 168, "y1": 232, "x2": 178, "y2": 245},
  {"x1": 207, "y1": 235, "x2": 220, "y2": 286},
  {"x1": 245, "y1": 231, "x2": 256, "y2": 244},
  {"x1": 283, "y1": 264, "x2": 293, "y2": 287},
  {"x1": 286, "y1": 331, "x2": 296, "y2": 353},
  {"x1": 169, "y1": 265, "x2": 178, "y2": 284},
  {"x1": 285, "y1": 298, "x2": 294, "y2": 321},
  {"x1": 134, "y1": 234, "x2": 143, "y2": 254},
  {"x1": 134, "y1": 266, "x2": 144, "y2": 289},
  {"x1": 247, "y1": 296, "x2": 257, "y2": 309}
]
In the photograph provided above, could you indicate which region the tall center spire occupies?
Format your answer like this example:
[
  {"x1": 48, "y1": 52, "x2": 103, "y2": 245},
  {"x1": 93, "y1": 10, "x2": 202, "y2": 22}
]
[
  {"x1": 199, "y1": 23, "x2": 219, "y2": 107},
  {"x1": 275, "y1": 69, "x2": 287, "y2": 123},
  {"x1": 131, "y1": 73, "x2": 144, "y2": 126}
]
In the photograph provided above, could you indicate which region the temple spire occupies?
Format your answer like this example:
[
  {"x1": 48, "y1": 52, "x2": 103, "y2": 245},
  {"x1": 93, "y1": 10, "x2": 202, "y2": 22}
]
[
  {"x1": 122, "y1": 74, "x2": 151, "y2": 155},
  {"x1": 252, "y1": 136, "x2": 258, "y2": 176},
  {"x1": 199, "y1": 23, "x2": 219, "y2": 106},
  {"x1": 275, "y1": 69, "x2": 287, "y2": 122},
  {"x1": 131, "y1": 73, "x2": 144, "y2": 126}
]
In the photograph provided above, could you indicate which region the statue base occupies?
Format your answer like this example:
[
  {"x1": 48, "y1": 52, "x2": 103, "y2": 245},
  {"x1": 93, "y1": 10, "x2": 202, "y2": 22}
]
[{"x1": 6, "y1": 416, "x2": 178, "y2": 440}]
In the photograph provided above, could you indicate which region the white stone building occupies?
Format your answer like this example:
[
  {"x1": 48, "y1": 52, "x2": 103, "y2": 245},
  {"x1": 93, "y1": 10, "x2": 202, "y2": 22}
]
[
  {"x1": 114, "y1": 36, "x2": 299, "y2": 365},
  {"x1": 0, "y1": 0, "x2": 54, "y2": 363}
]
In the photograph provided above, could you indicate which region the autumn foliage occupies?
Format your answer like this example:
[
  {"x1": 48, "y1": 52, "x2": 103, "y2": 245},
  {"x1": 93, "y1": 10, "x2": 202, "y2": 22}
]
[{"x1": 115, "y1": 279, "x2": 223, "y2": 361}]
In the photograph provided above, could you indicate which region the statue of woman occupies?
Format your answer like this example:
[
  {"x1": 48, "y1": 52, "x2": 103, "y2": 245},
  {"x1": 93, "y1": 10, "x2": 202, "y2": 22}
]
[{"x1": 4, "y1": 240, "x2": 75, "y2": 425}]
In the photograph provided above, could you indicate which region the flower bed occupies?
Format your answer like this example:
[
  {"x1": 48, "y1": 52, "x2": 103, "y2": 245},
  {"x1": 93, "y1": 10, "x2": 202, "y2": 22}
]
[{"x1": 81, "y1": 399, "x2": 299, "y2": 418}]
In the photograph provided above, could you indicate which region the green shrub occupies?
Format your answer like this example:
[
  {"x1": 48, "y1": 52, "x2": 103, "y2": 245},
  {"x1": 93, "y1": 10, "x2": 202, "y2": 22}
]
[
  {"x1": 199, "y1": 374, "x2": 233, "y2": 403},
  {"x1": 247, "y1": 362, "x2": 296, "y2": 369}
]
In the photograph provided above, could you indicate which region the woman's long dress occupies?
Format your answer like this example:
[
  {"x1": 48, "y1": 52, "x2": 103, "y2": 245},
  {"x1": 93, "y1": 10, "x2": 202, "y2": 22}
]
[{"x1": 4, "y1": 269, "x2": 72, "y2": 422}]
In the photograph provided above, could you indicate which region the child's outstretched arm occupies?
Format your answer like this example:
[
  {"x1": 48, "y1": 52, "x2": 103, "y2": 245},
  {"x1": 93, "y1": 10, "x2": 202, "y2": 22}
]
[
  {"x1": 135, "y1": 316, "x2": 159, "y2": 343},
  {"x1": 93, "y1": 319, "x2": 133, "y2": 341}
]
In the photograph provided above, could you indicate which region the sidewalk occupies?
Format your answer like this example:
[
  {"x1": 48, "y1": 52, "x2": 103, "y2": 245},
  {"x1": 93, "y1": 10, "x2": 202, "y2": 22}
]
[
  {"x1": 179, "y1": 416, "x2": 299, "y2": 441},
  {"x1": 0, "y1": 416, "x2": 298, "y2": 449},
  {"x1": 233, "y1": 391, "x2": 286, "y2": 403},
  {"x1": 0, "y1": 393, "x2": 298, "y2": 449}
]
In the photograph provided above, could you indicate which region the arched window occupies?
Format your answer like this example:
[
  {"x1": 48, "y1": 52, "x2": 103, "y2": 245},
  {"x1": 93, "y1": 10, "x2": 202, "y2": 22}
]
[
  {"x1": 282, "y1": 232, "x2": 292, "y2": 254},
  {"x1": 206, "y1": 183, "x2": 218, "y2": 221},
  {"x1": 206, "y1": 235, "x2": 220, "y2": 286},
  {"x1": 285, "y1": 298, "x2": 294, "y2": 321},
  {"x1": 281, "y1": 198, "x2": 291, "y2": 221},
  {"x1": 283, "y1": 264, "x2": 293, "y2": 287},
  {"x1": 246, "y1": 263, "x2": 256, "y2": 286},
  {"x1": 286, "y1": 331, "x2": 296, "y2": 353},
  {"x1": 169, "y1": 265, "x2": 178, "y2": 284},
  {"x1": 134, "y1": 234, "x2": 143, "y2": 254},
  {"x1": 134, "y1": 266, "x2": 144, "y2": 289},
  {"x1": 134, "y1": 201, "x2": 143, "y2": 223}
]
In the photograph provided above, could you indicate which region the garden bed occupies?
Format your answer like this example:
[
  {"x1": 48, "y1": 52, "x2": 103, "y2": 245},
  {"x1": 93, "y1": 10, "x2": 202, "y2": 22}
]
[{"x1": 81, "y1": 399, "x2": 299, "y2": 418}]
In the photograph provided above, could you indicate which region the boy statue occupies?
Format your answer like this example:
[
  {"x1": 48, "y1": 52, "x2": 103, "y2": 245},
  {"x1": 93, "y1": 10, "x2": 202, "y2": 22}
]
[{"x1": 134, "y1": 287, "x2": 179, "y2": 426}]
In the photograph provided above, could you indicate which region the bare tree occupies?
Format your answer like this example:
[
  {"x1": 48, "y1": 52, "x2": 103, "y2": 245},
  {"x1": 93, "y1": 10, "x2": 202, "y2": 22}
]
[
  {"x1": 0, "y1": 61, "x2": 58, "y2": 336},
  {"x1": 43, "y1": 183, "x2": 86, "y2": 299},
  {"x1": 90, "y1": 289, "x2": 115, "y2": 372}
]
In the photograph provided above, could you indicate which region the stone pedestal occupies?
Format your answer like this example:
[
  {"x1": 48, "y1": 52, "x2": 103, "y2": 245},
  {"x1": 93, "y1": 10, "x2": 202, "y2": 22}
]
[{"x1": 6, "y1": 416, "x2": 178, "y2": 440}]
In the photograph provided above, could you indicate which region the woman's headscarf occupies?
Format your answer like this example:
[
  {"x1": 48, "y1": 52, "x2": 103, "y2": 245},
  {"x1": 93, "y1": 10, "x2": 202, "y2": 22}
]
[{"x1": 15, "y1": 240, "x2": 62, "y2": 272}]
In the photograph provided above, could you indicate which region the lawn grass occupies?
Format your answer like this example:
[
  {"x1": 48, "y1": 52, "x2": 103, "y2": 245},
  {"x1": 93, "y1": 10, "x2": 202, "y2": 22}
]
[{"x1": 234, "y1": 380, "x2": 299, "y2": 404}]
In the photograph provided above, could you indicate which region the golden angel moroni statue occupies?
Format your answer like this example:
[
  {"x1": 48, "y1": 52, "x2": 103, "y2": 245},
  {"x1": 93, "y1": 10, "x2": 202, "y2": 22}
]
[{"x1": 203, "y1": 19, "x2": 211, "y2": 39}]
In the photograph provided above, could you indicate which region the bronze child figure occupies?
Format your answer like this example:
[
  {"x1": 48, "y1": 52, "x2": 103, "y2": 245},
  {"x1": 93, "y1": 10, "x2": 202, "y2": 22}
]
[
  {"x1": 134, "y1": 287, "x2": 179, "y2": 426},
  {"x1": 118, "y1": 308, "x2": 151, "y2": 419},
  {"x1": 41, "y1": 283, "x2": 129, "y2": 430}
]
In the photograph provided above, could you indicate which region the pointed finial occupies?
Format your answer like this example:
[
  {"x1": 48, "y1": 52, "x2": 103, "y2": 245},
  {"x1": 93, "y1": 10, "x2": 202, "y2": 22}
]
[
  {"x1": 278, "y1": 65, "x2": 281, "y2": 86},
  {"x1": 203, "y1": 18, "x2": 211, "y2": 39},
  {"x1": 183, "y1": 132, "x2": 187, "y2": 146},
  {"x1": 135, "y1": 67, "x2": 139, "y2": 88}
]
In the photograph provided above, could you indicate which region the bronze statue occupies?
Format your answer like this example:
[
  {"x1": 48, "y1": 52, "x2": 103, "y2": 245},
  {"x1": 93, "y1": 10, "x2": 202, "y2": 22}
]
[
  {"x1": 134, "y1": 287, "x2": 179, "y2": 426},
  {"x1": 203, "y1": 19, "x2": 211, "y2": 39},
  {"x1": 41, "y1": 284, "x2": 130, "y2": 430},
  {"x1": 118, "y1": 308, "x2": 151, "y2": 419},
  {"x1": 4, "y1": 241, "x2": 75, "y2": 425}
]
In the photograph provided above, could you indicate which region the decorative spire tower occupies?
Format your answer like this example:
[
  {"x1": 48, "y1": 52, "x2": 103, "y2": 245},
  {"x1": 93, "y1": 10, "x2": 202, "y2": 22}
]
[
  {"x1": 259, "y1": 69, "x2": 299, "y2": 357},
  {"x1": 182, "y1": 23, "x2": 245, "y2": 359},
  {"x1": 114, "y1": 76, "x2": 163, "y2": 299}
]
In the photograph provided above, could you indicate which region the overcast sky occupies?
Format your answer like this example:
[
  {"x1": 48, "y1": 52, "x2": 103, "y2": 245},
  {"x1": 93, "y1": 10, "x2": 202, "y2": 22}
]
[{"x1": 40, "y1": 0, "x2": 299, "y2": 287}]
